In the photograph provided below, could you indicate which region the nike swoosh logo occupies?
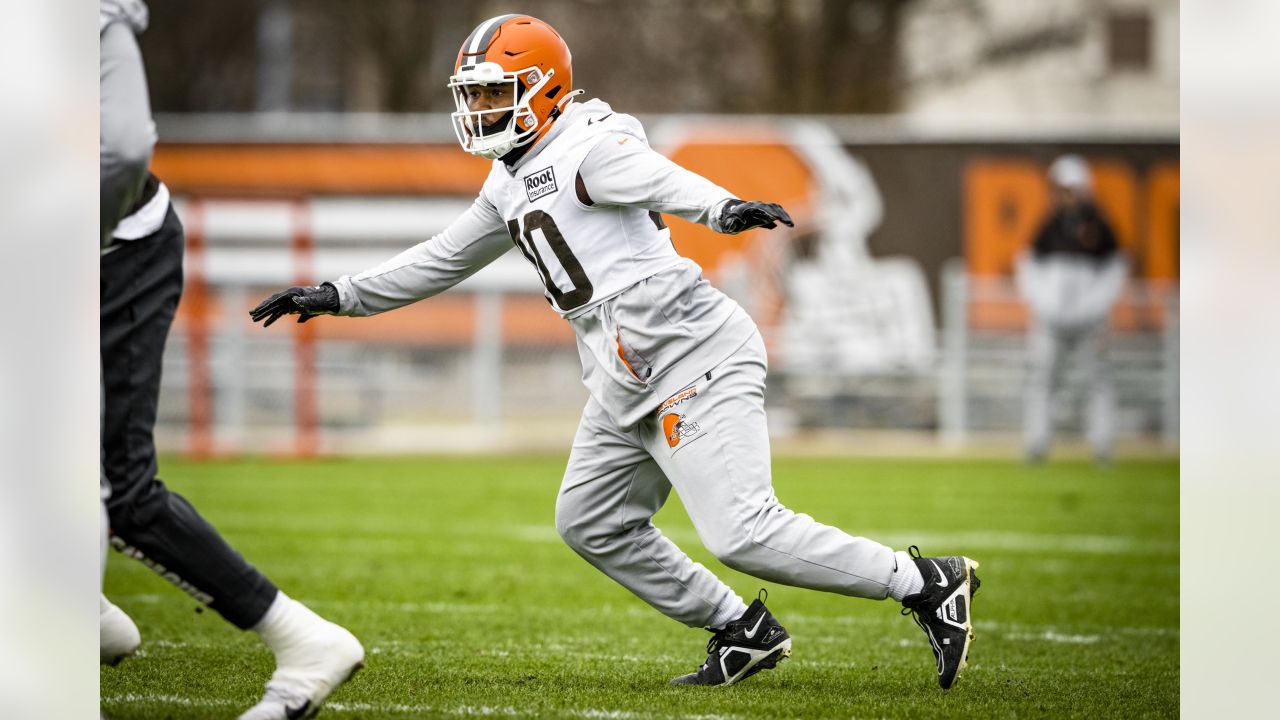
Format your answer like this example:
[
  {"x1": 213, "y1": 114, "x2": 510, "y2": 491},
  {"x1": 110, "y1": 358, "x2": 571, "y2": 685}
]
[
  {"x1": 285, "y1": 700, "x2": 312, "y2": 720},
  {"x1": 743, "y1": 614, "x2": 766, "y2": 639},
  {"x1": 587, "y1": 112, "x2": 614, "y2": 126},
  {"x1": 929, "y1": 559, "x2": 949, "y2": 588}
]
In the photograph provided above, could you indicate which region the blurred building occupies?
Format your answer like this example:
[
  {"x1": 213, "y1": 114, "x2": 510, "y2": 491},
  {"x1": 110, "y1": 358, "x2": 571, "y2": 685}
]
[
  {"x1": 901, "y1": 0, "x2": 1178, "y2": 123},
  {"x1": 140, "y1": 0, "x2": 1178, "y2": 122}
]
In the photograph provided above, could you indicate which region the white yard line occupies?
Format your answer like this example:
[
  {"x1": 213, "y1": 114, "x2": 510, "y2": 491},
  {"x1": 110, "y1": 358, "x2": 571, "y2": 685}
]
[
  {"x1": 113, "y1": 619, "x2": 1174, "y2": 658},
  {"x1": 976, "y1": 619, "x2": 1178, "y2": 639},
  {"x1": 104, "y1": 693, "x2": 238, "y2": 708},
  {"x1": 102, "y1": 693, "x2": 740, "y2": 719},
  {"x1": 1002, "y1": 631, "x2": 1101, "y2": 644}
]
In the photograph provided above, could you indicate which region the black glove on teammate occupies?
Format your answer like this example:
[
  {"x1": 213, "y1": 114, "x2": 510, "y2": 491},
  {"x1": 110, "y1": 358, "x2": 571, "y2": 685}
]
[
  {"x1": 249, "y1": 283, "x2": 340, "y2": 327},
  {"x1": 717, "y1": 199, "x2": 795, "y2": 235}
]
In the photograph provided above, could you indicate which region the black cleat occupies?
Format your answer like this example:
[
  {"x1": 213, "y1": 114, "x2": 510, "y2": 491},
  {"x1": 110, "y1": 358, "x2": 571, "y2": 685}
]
[
  {"x1": 900, "y1": 546, "x2": 982, "y2": 690},
  {"x1": 670, "y1": 591, "x2": 792, "y2": 686}
]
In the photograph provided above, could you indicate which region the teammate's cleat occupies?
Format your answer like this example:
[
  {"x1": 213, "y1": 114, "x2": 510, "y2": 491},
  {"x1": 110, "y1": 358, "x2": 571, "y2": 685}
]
[
  {"x1": 238, "y1": 616, "x2": 364, "y2": 720},
  {"x1": 670, "y1": 591, "x2": 792, "y2": 686},
  {"x1": 100, "y1": 595, "x2": 141, "y2": 666},
  {"x1": 900, "y1": 546, "x2": 981, "y2": 690}
]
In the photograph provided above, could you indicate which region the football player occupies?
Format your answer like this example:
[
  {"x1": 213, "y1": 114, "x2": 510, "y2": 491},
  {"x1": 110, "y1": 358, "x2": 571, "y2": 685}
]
[
  {"x1": 100, "y1": 3, "x2": 364, "y2": 717},
  {"x1": 252, "y1": 14, "x2": 981, "y2": 690}
]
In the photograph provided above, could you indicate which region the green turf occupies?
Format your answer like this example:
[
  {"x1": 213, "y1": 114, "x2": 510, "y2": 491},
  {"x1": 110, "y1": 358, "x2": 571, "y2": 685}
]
[{"x1": 101, "y1": 456, "x2": 1178, "y2": 719}]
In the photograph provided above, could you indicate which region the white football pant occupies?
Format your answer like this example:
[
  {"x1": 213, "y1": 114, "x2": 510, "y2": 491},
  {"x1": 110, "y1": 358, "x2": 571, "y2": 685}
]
[{"x1": 556, "y1": 331, "x2": 896, "y2": 627}]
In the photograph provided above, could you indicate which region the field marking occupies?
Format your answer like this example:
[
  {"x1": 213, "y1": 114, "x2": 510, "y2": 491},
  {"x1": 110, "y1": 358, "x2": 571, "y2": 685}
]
[
  {"x1": 1003, "y1": 631, "x2": 1101, "y2": 644},
  {"x1": 102, "y1": 694, "x2": 488, "y2": 716},
  {"x1": 119, "y1": 624, "x2": 1164, "y2": 667},
  {"x1": 102, "y1": 693, "x2": 741, "y2": 719},
  {"x1": 115, "y1": 589, "x2": 1172, "y2": 645},
  {"x1": 117, "y1": 636, "x2": 687, "y2": 664},
  {"x1": 105, "y1": 693, "x2": 237, "y2": 708},
  {"x1": 977, "y1": 619, "x2": 1177, "y2": 640}
]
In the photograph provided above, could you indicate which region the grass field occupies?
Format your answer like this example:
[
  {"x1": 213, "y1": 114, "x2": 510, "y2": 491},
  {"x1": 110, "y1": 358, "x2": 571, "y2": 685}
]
[{"x1": 101, "y1": 456, "x2": 1178, "y2": 719}]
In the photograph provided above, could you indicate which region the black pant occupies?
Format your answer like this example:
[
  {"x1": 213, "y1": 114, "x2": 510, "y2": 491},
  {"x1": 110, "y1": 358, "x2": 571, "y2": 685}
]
[{"x1": 102, "y1": 205, "x2": 277, "y2": 629}]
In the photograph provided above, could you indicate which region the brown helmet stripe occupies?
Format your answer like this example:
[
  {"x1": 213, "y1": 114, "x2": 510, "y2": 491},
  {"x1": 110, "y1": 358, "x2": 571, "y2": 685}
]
[{"x1": 462, "y1": 14, "x2": 521, "y2": 64}]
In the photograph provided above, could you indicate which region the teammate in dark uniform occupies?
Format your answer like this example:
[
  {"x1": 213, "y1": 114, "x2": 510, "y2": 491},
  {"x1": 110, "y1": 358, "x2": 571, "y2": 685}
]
[{"x1": 99, "y1": 4, "x2": 363, "y2": 718}]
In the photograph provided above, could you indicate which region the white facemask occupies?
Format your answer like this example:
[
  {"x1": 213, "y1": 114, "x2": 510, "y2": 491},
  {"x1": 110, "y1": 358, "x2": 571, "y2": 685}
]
[{"x1": 448, "y1": 62, "x2": 555, "y2": 159}]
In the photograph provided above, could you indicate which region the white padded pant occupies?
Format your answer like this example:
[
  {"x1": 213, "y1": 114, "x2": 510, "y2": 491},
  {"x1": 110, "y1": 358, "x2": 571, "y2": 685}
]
[{"x1": 555, "y1": 331, "x2": 896, "y2": 627}]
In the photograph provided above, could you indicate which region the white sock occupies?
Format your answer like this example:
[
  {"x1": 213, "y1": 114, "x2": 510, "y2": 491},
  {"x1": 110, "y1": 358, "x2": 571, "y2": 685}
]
[
  {"x1": 707, "y1": 596, "x2": 749, "y2": 630},
  {"x1": 253, "y1": 591, "x2": 321, "y2": 657},
  {"x1": 888, "y1": 550, "x2": 925, "y2": 602}
]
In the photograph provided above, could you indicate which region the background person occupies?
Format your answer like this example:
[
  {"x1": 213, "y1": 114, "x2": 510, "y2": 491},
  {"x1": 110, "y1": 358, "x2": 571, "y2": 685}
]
[{"x1": 1016, "y1": 154, "x2": 1128, "y2": 463}]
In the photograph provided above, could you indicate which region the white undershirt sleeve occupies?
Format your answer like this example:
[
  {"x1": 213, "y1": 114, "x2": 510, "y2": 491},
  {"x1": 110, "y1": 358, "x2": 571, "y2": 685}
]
[
  {"x1": 576, "y1": 134, "x2": 737, "y2": 231},
  {"x1": 331, "y1": 193, "x2": 513, "y2": 316}
]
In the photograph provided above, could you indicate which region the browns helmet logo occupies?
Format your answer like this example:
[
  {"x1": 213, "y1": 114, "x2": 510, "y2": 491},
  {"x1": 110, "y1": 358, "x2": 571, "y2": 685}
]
[{"x1": 662, "y1": 412, "x2": 701, "y2": 448}]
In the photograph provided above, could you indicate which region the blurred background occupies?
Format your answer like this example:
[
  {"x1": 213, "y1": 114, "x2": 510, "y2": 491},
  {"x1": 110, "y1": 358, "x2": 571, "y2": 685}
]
[{"x1": 138, "y1": 0, "x2": 1179, "y2": 457}]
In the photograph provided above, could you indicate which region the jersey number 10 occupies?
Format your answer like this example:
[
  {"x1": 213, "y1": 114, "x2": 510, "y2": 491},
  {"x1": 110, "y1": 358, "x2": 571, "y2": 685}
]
[{"x1": 506, "y1": 210, "x2": 594, "y2": 312}]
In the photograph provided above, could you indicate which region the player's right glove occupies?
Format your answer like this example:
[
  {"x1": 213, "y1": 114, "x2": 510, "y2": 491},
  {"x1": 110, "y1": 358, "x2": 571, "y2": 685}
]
[
  {"x1": 716, "y1": 199, "x2": 795, "y2": 235},
  {"x1": 249, "y1": 283, "x2": 340, "y2": 327}
]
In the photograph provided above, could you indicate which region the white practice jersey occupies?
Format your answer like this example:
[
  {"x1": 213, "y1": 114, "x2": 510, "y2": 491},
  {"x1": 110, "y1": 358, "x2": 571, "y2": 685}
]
[
  {"x1": 333, "y1": 99, "x2": 760, "y2": 428},
  {"x1": 482, "y1": 100, "x2": 718, "y2": 317}
]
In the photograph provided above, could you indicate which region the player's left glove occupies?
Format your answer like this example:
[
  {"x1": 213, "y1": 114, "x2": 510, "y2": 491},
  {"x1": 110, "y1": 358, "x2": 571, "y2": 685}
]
[
  {"x1": 717, "y1": 199, "x2": 795, "y2": 235},
  {"x1": 249, "y1": 283, "x2": 340, "y2": 327}
]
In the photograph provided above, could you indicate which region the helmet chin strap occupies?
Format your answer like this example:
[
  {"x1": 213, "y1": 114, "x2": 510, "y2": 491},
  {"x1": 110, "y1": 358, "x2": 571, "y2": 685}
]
[
  {"x1": 498, "y1": 90, "x2": 584, "y2": 166},
  {"x1": 549, "y1": 89, "x2": 585, "y2": 121}
]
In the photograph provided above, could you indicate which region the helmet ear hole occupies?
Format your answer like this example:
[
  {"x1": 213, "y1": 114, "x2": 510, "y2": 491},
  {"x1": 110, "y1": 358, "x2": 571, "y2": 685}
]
[{"x1": 544, "y1": 84, "x2": 562, "y2": 99}]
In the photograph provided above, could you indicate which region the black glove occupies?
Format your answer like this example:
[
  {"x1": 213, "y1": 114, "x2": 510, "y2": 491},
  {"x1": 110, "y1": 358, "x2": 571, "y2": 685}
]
[
  {"x1": 717, "y1": 199, "x2": 795, "y2": 234},
  {"x1": 249, "y1": 283, "x2": 340, "y2": 327}
]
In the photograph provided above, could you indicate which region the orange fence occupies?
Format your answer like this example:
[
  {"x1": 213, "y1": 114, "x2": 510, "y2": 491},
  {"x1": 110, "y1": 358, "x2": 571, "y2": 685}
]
[
  {"x1": 177, "y1": 197, "x2": 320, "y2": 458},
  {"x1": 153, "y1": 144, "x2": 490, "y2": 196}
]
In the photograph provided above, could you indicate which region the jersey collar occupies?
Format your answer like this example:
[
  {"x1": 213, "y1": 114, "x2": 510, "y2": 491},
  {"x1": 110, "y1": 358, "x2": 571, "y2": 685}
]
[{"x1": 500, "y1": 100, "x2": 587, "y2": 175}]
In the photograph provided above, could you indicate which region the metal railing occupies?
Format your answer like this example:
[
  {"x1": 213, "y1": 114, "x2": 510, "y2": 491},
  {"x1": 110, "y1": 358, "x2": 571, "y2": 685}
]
[{"x1": 937, "y1": 259, "x2": 1179, "y2": 448}]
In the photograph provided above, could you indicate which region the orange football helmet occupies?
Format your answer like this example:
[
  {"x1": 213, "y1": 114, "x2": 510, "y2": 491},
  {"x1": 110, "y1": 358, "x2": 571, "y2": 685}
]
[{"x1": 448, "y1": 15, "x2": 577, "y2": 159}]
